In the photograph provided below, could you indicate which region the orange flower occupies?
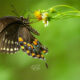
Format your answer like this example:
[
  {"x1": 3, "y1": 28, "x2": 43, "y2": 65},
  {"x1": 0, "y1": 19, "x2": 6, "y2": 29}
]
[{"x1": 34, "y1": 10, "x2": 42, "y2": 20}]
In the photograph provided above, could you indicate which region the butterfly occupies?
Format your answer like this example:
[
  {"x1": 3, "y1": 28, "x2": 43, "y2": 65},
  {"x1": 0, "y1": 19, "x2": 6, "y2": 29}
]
[{"x1": 0, "y1": 16, "x2": 48, "y2": 68}]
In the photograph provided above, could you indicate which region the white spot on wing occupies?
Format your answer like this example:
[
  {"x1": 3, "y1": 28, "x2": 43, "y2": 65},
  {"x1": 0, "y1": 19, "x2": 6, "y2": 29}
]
[
  {"x1": 14, "y1": 48, "x2": 19, "y2": 51},
  {"x1": 14, "y1": 48, "x2": 17, "y2": 51},
  {"x1": 7, "y1": 48, "x2": 9, "y2": 51},
  {"x1": 10, "y1": 48, "x2": 13, "y2": 51},
  {"x1": 3, "y1": 47, "x2": 6, "y2": 50},
  {"x1": 3, "y1": 38, "x2": 5, "y2": 41},
  {"x1": 11, "y1": 41, "x2": 14, "y2": 44},
  {"x1": 16, "y1": 48, "x2": 18, "y2": 50},
  {"x1": 15, "y1": 42, "x2": 18, "y2": 45},
  {"x1": 8, "y1": 40, "x2": 10, "y2": 44},
  {"x1": 5, "y1": 39, "x2": 7, "y2": 43},
  {"x1": 6, "y1": 32, "x2": 7, "y2": 34}
]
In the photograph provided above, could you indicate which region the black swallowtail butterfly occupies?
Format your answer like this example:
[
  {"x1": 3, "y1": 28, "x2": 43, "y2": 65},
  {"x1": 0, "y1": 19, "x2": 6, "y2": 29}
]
[{"x1": 0, "y1": 16, "x2": 48, "y2": 68}]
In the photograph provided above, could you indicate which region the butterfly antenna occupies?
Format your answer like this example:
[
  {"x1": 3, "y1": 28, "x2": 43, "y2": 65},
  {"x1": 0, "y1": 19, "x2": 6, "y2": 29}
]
[{"x1": 11, "y1": 4, "x2": 20, "y2": 17}]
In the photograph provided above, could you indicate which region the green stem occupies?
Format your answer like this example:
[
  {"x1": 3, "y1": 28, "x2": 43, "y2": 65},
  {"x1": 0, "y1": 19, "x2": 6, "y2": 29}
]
[
  {"x1": 52, "y1": 11, "x2": 80, "y2": 19},
  {"x1": 52, "y1": 5, "x2": 78, "y2": 11},
  {"x1": 41, "y1": 5, "x2": 79, "y2": 13},
  {"x1": 61, "y1": 10, "x2": 80, "y2": 14}
]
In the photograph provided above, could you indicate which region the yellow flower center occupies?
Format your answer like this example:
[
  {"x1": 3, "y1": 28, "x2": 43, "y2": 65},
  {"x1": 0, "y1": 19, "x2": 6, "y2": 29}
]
[{"x1": 34, "y1": 10, "x2": 42, "y2": 20}]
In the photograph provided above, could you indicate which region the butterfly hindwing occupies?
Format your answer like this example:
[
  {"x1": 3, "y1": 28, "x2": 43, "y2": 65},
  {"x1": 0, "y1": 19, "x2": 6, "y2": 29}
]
[{"x1": 18, "y1": 26, "x2": 48, "y2": 59}]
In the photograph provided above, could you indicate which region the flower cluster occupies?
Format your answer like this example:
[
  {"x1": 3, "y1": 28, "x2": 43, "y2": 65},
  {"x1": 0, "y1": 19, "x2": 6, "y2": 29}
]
[
  {"x1": 34, "y1": 10, "x2": 51, "y2": 27},
  {"x1": 34, "y1": 10, "x2": 42, "y2": 21},
  {"x1": 34, "y1": 7, "x2": 56, "y2": 27},
  {"x1": 34, "y1": 5, "x2": 79, "y2": 27}
]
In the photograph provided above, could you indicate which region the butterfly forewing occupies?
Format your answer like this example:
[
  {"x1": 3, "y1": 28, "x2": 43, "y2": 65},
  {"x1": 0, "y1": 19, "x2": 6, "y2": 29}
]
[
  {"x1": 0, "y1": 16, "x2": 20, "y2": 33},
  {"x1": 0, "y1": 19, "x2": 21, "y2": 53}
]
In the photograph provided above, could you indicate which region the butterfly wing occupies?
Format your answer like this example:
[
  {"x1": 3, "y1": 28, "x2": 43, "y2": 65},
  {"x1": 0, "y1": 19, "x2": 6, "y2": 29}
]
[
  {"x1": 0, "y1": 16, "x2": 48, "y2": 57},
  {"x1": 26, "y1": 25, "x2": 40, "y2": 35},
  {"x1": 0, "y1": 16, "x2": 20, "y2": 33},
  {"x1": 18, "y1": 26, "x2": 48, "y2": 59},
  {"x1": 0, "y1": 21, "x2": 20, "y2": 53}
]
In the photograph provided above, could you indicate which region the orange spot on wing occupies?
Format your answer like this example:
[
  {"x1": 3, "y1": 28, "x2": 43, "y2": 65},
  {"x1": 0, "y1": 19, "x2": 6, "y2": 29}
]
[
  {"x1": 36, "y1": 54, "x2": 40, "y2": 58},
  {"x1": 18, "y1": 37, "x2": 23, "y2": 42},
  {"x1": 41, "y1": 55, "x2": 44, "y2": 59},
  {"x1": 35, "y1": 39, "x2": 38, "y2": 42},
  {"x1": 30, "y1": 45, "x2": 33, "y2": 49},
  {"x1": 23, "y1": 42, "x2": 26, "y2": 45},
  {"x1": 33, "y1": 41, "x2": 37, "y2": 45},
  {"x1": 27, "y1": 43, "x2": 31, "y2": 46},
  {"x1": 43, "y1": 50, "x2": 46, "y2": 53},
  {"x1": 27, "y1": 50, "x2": 30, "y2": 54},
  {"x1": 21, "y1": 46, "x2": 24, "y2": 49},
  {"x1": 32, "y1": 53, "x2": 35, "y2": 57}
]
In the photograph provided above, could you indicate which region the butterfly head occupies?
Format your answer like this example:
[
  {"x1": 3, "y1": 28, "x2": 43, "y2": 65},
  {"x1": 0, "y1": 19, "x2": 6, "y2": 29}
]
[{"x1": 20, "y1": 16, "x2": 30, "y2": 24}]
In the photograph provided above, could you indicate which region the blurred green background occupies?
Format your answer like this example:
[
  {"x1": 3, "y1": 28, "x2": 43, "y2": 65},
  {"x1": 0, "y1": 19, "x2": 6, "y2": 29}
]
[{"x1": 0, "y1": 0, "x2": 80, "y2": 80}]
